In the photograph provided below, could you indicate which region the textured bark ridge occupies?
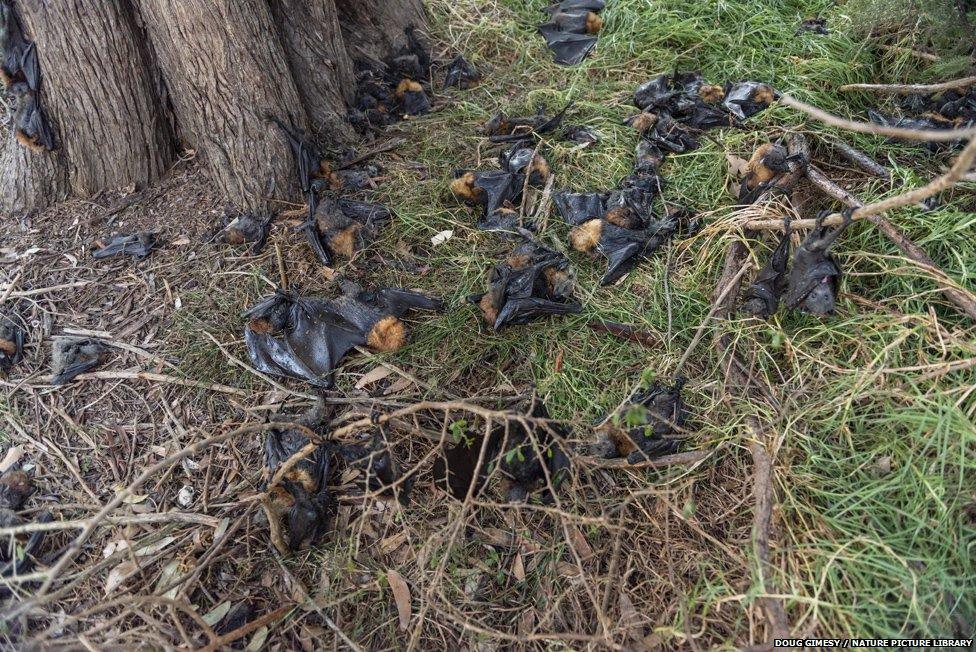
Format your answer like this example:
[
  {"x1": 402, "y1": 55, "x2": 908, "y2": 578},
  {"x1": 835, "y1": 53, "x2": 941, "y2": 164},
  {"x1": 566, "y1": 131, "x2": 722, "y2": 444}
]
[
  {"x1": 137, "y1": 0, "x2": 309, "y2": 213},
  {"x1": 270, "y1": 0, "x2": 356, "y2": 140},
  {"x1": 2, "y1": 0, "x2": 174, "y2": 215},
  {"x1": 1, "y1": 0, "x2": 429, "y2": 216}
]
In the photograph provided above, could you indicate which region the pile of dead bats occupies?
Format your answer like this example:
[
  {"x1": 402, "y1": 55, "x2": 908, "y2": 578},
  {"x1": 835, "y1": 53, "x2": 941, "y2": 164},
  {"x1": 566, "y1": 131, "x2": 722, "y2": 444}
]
[
  {"x1": 0, "y1": 1, "x2": 53, "y2": 151},
  {"x1": 538, "y1": 0, "x2": 606, "y2": 65},
  {"x1": 869, "y1": 85, "x2": 976, "y2": 151}
]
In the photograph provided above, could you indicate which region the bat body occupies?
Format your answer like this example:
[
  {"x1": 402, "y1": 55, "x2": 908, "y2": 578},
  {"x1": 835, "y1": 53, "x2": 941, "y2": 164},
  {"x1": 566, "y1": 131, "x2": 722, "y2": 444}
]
[
  {"x1": 216, "y1": 212, "x2": 272, "y2": 254},
  {"x1": 245, "y1": 286, "x2": 441, "y2": 388},
  {"x1": 482, "y1": 102, "x2": 571, "y2": 143},
  {"x1": 738, "y1": 142, "x2": 792, "y2": 204},
  {"x1": 538, "y1": 0, "x2": 604, "y2": 65},
  {"x1": 11, "y1": 82, "x2": 54, "y2": 151},
  {"x1": 264, "y1": 428, "x2": 337, "y2": 550},
  {"x1": 0, "y1": 314, "x2": 24, "y2": 373},
  {"x1": 434, "y1": 395, "x2": 570, "y2": 503},
  {"x1": 443, "y1": 54, "x2": 480, "y2": 89},
  {"x1": 595, "y1": 378, "x2": 688, "y2": 463},
  {"x1": 51, "y1": 338, "x2": 108, "y2": 385},
  {"x1": 785, "y1": 210, "x2": 853, "y2": 315},
  {"x1": 741, "y1": 217, "x2": 792, "y2": 318},
  {"x1": 92, "y1": 232, "x2": 158, "y2": 261},
  {"x1": 0, "y1": 2, "x2": 38, "y2": 90},
  {"x1": 339, "y1": 433, "x2": 412, "y2": 504},
  {"x1": 499, "y1": 144, "x2": 550, "y2": 185},
  {"x1": 568, "y1": 214, "x2": 680, "y2": 285},
  {"x1": 469, "y1": 239, "x2": 581, "y2": 329},
  {"x1": 0, "y1": 509, "x2": 51, "y2": 582}
]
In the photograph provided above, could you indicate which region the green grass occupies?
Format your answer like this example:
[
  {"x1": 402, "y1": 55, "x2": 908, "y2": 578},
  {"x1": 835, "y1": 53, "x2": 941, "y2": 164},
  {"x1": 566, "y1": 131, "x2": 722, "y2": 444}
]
[{"x1": 337, "y1": 0, "x2": 976, "y2": 643}]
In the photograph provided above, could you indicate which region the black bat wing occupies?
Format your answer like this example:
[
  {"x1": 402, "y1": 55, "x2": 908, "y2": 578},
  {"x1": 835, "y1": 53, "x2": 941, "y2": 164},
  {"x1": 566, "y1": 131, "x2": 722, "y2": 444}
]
[
  {"x1": 19, "y1": 41, "x2": 38, "y2": 91},
  {"x1": 542, "y1": 31, "x2": 597, "y2": 66},
  {"x1": 494, "y1": 297, "x2": 582, "y2": 329},
  {"x1": 370, "y1": 288, "x2": 444, "y2": 316},
  {"x1": 303, "y1": 219, "x2": 333, "y2": 267},
  {"x1": 553, "y1": 191, "x2": 605, "y2": 226}
]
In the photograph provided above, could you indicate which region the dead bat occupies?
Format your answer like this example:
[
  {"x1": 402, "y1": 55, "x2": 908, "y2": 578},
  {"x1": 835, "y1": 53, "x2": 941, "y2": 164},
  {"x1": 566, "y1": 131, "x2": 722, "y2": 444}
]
[
  {"x1": 483, "y1": 102, "x2": 572, "y2": 143},
  {"x1": 270, "y1": 116, "x2": 325, "y2": 198},
  {"x1": 0, "y1": 2, "x2": 38, "y2": 91},
  {"x1": 92, "y1": 232, "x2": 158, "y2": 261},
  {"x1": 796, "y1": 16, "x2": 828, "y2": 35},
  {"x1": 723, "y1": 81, "x2": 777, "y2": 121},
  {"x1": 395, "y1": 78, "x2": 430, "y2": 116},
  {"x1": 478, "y1": 206, "x2": 536, "y2": 234},
  {"x1": 451, "y1": 169, "x2": 524, "y2": 216},
  {"x1": 264, "y1": 428, "x2": 337, "y2": 550},
  {"x1": 215, "y1": 211, "x2": 272, "y2": 254},
  {"x1": 554, "y1": 191, "x2": 605, "y2": 226},
  {"x1": 568, "y1": 216, "x2": 677, "y2": 285},
  {"x1": 443, "y1": 54, "x2": 480, "y2": 90},
  {"x1": 538, "y1": 0, "x2": 604, "y2": 65},
  {"x1": 50, "y1": 337, "x2": 109, "y2": 385},
  {"x1": 499, "y1": 144, "x2": 550, "y2": 185},
  {"x1": 11, "y1": 83, "x2": 54, "y2": 151},
  {"x1": 433, "y1": 395, "x2": 570, "y2": 503},
  {"x1": 738, "y1": 142, "x2": 792, "y2": 204},
  {"x1": 468, "y1": 238, "x2": 581, "y2": 330},
  {"x1": 538, "y1": 30, "x2": 598, "y2": 66},
  {"x1": 867, "y1": 110, "x2": 966, "y2": 152},
  {"x1": 0, "y1": 468, "x2": 32, "y2": 510},
  {"x1": 304, "y1": 196, "x2": 387, "y2": 266},
  {"x1": 593, "y1": 377, "x2": 688, "y2": 463},
  {"x1": 562, "y1": 124, "x2": 600, "y2": 143},
  {"x1": 741, "y1": 216, "x2": 792, "y2": 319},
  {"x1": 0, "y1": 509, "x2": 52, "y2": 582},
  {"x1": 338, "y1": 432, "x2": 412, "y2": 504},
  {"x1": 0, "y1": 314, "x2": 25, "y2": 373},
  {"x1": 245, "y1": 285, "x2": 442, "y2": 388},
  {"x1": 785, "y1": 209, "x2": 853, "y2": 315}
]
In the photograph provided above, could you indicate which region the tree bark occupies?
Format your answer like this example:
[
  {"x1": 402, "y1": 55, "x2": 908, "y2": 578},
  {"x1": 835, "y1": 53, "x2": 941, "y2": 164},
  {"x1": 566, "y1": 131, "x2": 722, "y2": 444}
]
[
  {"x1": 136, "y1": 0, "x2": 309, "y2": 213},
  {"x1": 2, "y1": 0, "x2": 429, "y2": 216},
  {"x1": 333, "y1": 0, "x2": 426, "y2": 63},
  {"x1": 1, "y1": 0, "x2": 174, "y2": 216},
  {"x1": 269, "y1": 0, "x2": 356, "y2": 141}
]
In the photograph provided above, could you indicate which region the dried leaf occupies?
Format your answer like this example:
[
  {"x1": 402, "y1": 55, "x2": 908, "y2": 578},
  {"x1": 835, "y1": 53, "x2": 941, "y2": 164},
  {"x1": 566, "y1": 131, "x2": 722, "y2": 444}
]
[
  {"x1": 556, "y1": 561, "x2": 581, "y2": 578},
  {"x1": 355, "y1": 366, "x2": 393, "y2": 389},
  {"x1": 104, "y1": 561, "x2": 139, "y2": 595},
  {"x1": 172, "y1": 236, "x2": 191, "y2": 246},
  {"x1": 155, "y1": 560, "x2": 183, "y2": 599},
  {"x1": 203, "y1": 600, "x2": 232, "y2": 626},
  {"x1": 380, "y1": 531, "x2": 407, "y2": 553},
  {"x1": 431, "y1": 230, "x2": 453, "y2": 246},
  {"x1": 569, "y1": 526, "x2": 594, "y2": 561},
  {"x1": 213, "y1": 517, "x2": 231, "y2": 542},
  {"x1": 386, "y1": 569, "x2": 411, "y2": 631},
  {"x1": 0, "y1": 445, "x2": 24, "y2": 473},
  {"x1": 383, "y1": 377, "x2": 414, "y2": 396},
  {"x1": 726, "y1": 151, "x2": 749, "y2": 178},
  {"x1": 512, "y1": 553, "x2": 525, "y2": 582},
  {"x1": 619, "y1": 590, "x2": 643, "y2": 641},
  {"x1": 245, "y1": 626, "x2": 269, "y2": 652},
  {"x1": 121, "y1": 491, "x2": 148, "y2": 504}
]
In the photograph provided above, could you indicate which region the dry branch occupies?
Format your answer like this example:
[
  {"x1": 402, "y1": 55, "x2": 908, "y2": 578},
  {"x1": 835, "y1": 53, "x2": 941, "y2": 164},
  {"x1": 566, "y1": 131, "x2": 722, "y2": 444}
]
[{"x1": 839, "y1": 76, "x2": 976, "y2": 94}]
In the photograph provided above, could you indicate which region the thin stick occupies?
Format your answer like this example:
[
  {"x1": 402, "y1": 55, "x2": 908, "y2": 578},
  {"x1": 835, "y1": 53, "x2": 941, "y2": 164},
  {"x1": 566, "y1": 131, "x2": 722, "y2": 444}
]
[
  {"x1": 275, "y1": 241, "x2": 288, "y2": 290},
  {"x1": 197, "y1": 605, "x2": 292, "y2": 652},
  {"x1": 68, "y1": 370, "x2": 249, "y2": 396},
  {"x1": 0, "y1": 511, "x2": 220, "y2": 536},
  {"x1": 824, "y1": 137, "x2": 890, "y2": 180},
  {"x1": 673, "y1": 262, "x2": 752, "y2": 376},
  {"x1": 586, "y1": 320, "x2": 659, "y2": 348},
  {"x1": 777, "y1": 93, "x2": 976, "y2": 141},
  {"x1": 838, "y1": 76, "x2": 976, "y2": 95},
  {"x1": 585, "y1": 449, "x2": 710, "y2": 469}
]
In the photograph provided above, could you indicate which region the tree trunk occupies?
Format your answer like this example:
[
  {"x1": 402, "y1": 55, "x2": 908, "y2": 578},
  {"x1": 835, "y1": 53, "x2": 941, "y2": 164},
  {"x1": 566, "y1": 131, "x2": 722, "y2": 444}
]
[
  {"x1": 269, "y1": 0, "x2": 356, "y2": 141},
  {"x1": 136, "y1": 0, "x2": 307, "y2": 214},
  {"x1": 334, "y1": 0, "x2": 426, "y2": 63},
  {"x1": 1, "y1": 0, "x2": 174, "y2": 216},
  {"x1": 2, "y1": 0, "x2": 428, "y2": 216}
]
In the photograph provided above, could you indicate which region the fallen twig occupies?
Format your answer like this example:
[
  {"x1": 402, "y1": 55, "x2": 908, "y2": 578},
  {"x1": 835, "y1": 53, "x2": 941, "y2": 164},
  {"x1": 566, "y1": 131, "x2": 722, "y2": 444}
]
[
  {"x1": 197, "y1": 605, "x2": 292, "y2": 652},
  {"x1": 777, "y1": 93, "x2": 976, "y2": 141},
  {"x1": 838, "y1": 76, "x2": 976, "y2": 95},
  {"x1": 586, "y1": 320, "x2": 659, "y2": 348},
  {"x1": 69, "y1": 370, "x2": 250, "y2": 396},
  {"x1": 824, "y1": 137, "x2": 890, "y2": 180},
  {"x1": 584, "y1": 449, "x2": 710, "y2": 469}
]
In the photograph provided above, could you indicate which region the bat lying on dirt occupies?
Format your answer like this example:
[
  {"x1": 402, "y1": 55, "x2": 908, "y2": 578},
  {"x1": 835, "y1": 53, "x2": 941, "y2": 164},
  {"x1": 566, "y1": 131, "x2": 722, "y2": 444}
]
[
  {"x1": 245, "y1": 284, "x2": 442, "y2": 388},
  {"x1": 92, "y1": 233, "x2": 158, "y2": 261},
  {"x1": 50, "y1": 337, "x2": 109, "y2": 385},
  {"x1": 785, "y1": 209, "x2": 853, "y2": 316},
  {"x1": 741, "y1": 216, "x2": 792, "y2": 319},
  {"x1": 537, "y1": 0, "x2": 605, "y2": 65},
  {"x1": 0, "y1": 314, "x2": 25, "y2": 373},
  {"x1": 304, "y1": 197, "x2": 390, "y2": 266}
]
